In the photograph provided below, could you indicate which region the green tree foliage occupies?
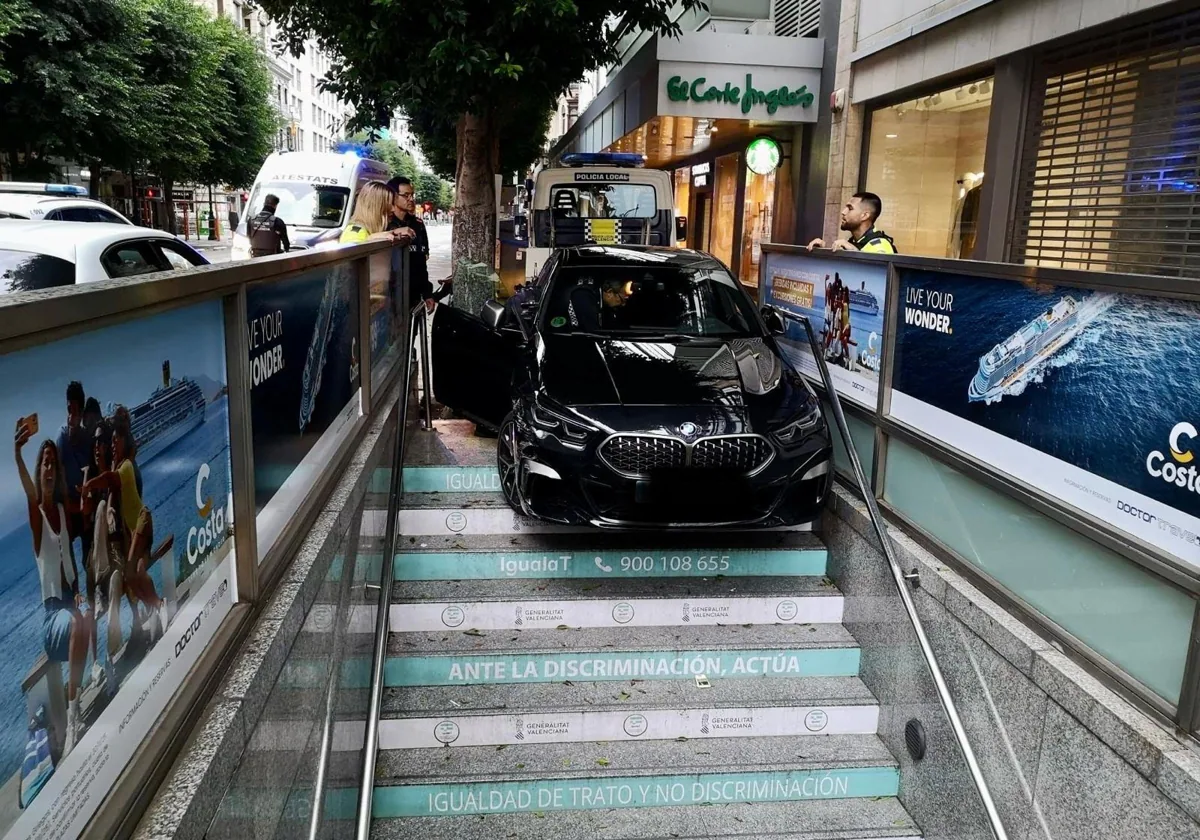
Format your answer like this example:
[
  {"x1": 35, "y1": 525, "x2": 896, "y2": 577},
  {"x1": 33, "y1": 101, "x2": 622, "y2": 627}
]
[
  {"x1": 407, "y1": 94, "x2": 556, "y2": 181},
  {"x1": 414, "y1": 172, "x2": 442, "y2": 208},
  {"x1": 196, "y1": 15, "x2": 279, "y2": 189},
  {"x1": 437, "y1": 180, "x2": 454, "y2": 212},
  {"x1": 0, "y1": 0, "x2": 276, "y2": 200},
  {"x1": 349, "y1": 131, "x2": 419, "y2": 181},
  {"x1": 256, "y1": 0, "x2": 701, "y2": 264},
  {"x1": 0, "y1": 0, "x2": 142, "y2": 178}
]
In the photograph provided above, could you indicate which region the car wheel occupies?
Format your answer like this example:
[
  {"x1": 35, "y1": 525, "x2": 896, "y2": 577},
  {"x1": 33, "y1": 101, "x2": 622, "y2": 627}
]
[{"x1": 497, "y1": 413, "x2": 522, "y2": 512}]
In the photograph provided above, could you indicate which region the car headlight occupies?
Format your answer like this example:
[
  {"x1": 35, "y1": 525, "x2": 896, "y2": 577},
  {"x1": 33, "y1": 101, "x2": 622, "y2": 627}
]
[
  {"x1": 529, "y1": 396, "x2": 594, "y2": 445},
  {"x1": 773, "y1": 399, "x2": 823, "y2": 444}
]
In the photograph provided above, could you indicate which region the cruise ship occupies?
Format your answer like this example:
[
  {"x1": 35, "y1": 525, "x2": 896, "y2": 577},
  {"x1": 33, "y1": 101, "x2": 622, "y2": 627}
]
[
  {"x1": 968, "y1": 293, "x2": 1115, "y2": 403},
  {"x1": 848, "y1": 282, "x2": 879, "y2": 316},
  {"x1": 128, "y1": 361, "x2": 207, "y2": 463}
]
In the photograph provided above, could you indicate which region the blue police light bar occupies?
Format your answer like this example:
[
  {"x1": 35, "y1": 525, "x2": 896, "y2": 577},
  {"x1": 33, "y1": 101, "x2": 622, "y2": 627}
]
[
  {"x1": 0, "y1": 182, "x2": 88, "y2": 196},
  {"x1": 560, "y1": 152, "x2": 646, "y2": 168}
]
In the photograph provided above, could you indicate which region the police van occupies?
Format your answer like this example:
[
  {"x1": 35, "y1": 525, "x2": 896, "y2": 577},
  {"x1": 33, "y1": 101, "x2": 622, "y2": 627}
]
[
  {"x1": 231, "y1": 150, "x2": 391, "y2": 261},
  {"x1": 525, "y1": 153, "x2": 682, "y2": 279}
]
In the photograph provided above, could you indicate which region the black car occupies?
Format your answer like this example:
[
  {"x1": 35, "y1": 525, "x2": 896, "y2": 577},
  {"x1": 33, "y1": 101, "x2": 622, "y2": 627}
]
[{"x1": 430, "y1": 246, "x2": 833, "y2": 528}]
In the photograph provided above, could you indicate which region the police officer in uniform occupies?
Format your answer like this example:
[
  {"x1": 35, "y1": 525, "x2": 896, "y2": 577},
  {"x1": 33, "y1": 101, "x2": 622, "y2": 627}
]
[
  {"x1": 807, "y1": 191, "x2": 897, "y2": 255},
  {"x1": 247, "y1": 194, "x2": 290, "y2": 258}
]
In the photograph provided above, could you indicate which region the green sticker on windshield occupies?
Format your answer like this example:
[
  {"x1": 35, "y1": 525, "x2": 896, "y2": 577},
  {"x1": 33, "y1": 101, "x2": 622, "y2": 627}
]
[{"x1": 550, "y1": 316, "x2": 567, "y2": 328}]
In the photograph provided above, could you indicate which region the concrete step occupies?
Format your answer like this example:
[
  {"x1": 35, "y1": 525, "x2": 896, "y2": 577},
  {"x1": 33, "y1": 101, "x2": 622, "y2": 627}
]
[
  {"x1": 397, "y1": 506, "x2": 818, "y2": 537},
  {"x1": 371, "y1": 734, "x2": 899, "y2": 818},
  {"x1": 371, "y1": 797, "x2": 921, "y2": 839},
  {"x1": 385, "y1": 624, "x2": 860, "y2": 688},
  {"x1": 389, "y1": 576, "x2": 842, "y2": 632}
]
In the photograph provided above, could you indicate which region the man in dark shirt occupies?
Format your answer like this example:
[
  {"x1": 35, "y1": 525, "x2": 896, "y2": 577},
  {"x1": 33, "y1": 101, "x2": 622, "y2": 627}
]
[
  {"x1": 247, "y1": 193, "x2": 290, "y2": 257},
  {"x1": 388, "y1": 177, "x2": 449, "y2": 311}
]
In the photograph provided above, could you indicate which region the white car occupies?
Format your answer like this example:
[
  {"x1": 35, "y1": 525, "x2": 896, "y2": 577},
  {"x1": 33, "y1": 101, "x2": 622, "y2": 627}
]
[
  {"x1": 0, "y1": 189, "x2": 133, "y2": 225},
  {"x1": 0, "y1": 221, "x2": 209, "y2": 293}
]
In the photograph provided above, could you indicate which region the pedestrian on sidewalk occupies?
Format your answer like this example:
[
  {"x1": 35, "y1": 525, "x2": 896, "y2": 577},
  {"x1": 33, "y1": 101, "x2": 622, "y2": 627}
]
[
  {"x1": 807, "y1": 192, "x2": 897, "y2": 254},
  {"x1": 248, "y1": 194, "x2": 290, "y2": 258},
  {"x1": 388, "y1": 176, "x2": 450, "y2": 312}
]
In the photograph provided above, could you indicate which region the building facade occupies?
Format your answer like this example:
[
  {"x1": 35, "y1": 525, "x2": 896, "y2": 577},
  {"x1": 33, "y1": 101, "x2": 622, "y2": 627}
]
[
  {"x1": 548, "y1": 0, "x2": 831, "y2": 289},
  {"x1": 824, "y1": 0, "x2": 1199, "y2": 279},
  {"x1": 196, "y1": 0, "x2": 355, "y2": 155}
]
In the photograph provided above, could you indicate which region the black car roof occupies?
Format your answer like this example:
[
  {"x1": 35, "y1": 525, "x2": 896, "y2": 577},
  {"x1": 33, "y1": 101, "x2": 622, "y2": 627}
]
[{"x1": 555, "y1": 245, "x2": 721, "y2": 269}]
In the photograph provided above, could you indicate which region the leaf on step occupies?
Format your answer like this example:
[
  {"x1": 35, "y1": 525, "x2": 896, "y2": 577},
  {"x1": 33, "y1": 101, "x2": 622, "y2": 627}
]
[
  {"x1": 676, "y1": 736, "x2": 689, "y2": 742},
  {"x1": 563, "y1": 680, "x2": 575, "y2": 686},
  {"x1": 581, "y1": 583, "x2": 601, "y2": 591},
  {"x1": 516, "y1": 763, "x2": 526, "y2": 769},
  {"x1": 596, "y1": 758, "x2": 610, "y2": 766},
  {"x1": 464, "y1": 629, "x2": 486, "y2": 637},
  {"x1": 556, "y1": 624, "x2": 571, "y2": 630},
  {"x1": 742, "y1": 624, "x2": 753, "y2": 628},
  {"x1": 617, "y1": 690, "x2": 631, "y2": 701},
  {"x1": 733, "y1": 817, "x2": 744, "y2": 823},
  {"x1": 496, "y1": 744, "x2": 507, "y2": 751},
  {"x1": 533, "y1": 812, "x2": 545, "y2": 819}
]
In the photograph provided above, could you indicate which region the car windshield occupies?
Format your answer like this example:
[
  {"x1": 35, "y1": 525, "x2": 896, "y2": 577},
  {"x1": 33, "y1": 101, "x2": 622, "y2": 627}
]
[
  {"x1": 246, "y1": 181, "x2": 350, "y2": 229},
  {"x1": 544, "y1": 262, "x2": 762, "y2": 338},
  {"x1": 548, "y1": 184, "x2": 657, "y2": 219}
]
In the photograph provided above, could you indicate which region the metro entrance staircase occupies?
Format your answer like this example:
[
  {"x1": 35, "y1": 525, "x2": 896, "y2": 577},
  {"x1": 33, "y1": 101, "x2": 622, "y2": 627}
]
[{"x1": 363, "y1": 417, "x2": 924, "y2": 840}]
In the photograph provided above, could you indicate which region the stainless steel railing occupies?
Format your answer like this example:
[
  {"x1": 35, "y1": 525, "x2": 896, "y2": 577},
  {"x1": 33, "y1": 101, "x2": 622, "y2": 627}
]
[
  {"x1": 790, "y1": 312, "x2": 1010, "y2": 840},
  {"x1": 352, "y1": 301, "x2": 430, "y2": 839}
]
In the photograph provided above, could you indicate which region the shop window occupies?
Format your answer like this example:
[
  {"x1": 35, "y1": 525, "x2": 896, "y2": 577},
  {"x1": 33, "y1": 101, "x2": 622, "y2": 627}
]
[
  {"x1": 1013, "y1": 10, "x2": 1200, "y2": 278},
  {"x1": 865, "y1": 78, "x2": 993, "y2": 258},
  {"x1": 674, "y1": 167, "x2": 691, "y2": 248},
  {"x1": 711, "y1": 152, "x2": 739, "y2": 268},
  {"x1": 739, "y1": 167, "x2": 775, "y2": 286}
]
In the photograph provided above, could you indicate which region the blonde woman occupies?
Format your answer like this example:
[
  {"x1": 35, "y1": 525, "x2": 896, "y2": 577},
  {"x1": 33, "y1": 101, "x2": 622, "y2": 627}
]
[{"x1": 341, "y1": 181, "x2": 414, "y2": 245}]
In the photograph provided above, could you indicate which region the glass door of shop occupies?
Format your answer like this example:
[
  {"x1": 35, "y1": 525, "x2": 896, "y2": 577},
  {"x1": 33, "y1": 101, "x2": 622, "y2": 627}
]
[{"x1": 692, "y1": 191, "x2": 713, "y2": 254}]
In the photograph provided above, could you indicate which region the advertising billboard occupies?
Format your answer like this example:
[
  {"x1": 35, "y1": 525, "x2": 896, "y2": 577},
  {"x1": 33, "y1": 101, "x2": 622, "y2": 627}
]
[
  {"x1": 761, "y1": 251, "x2": 888, "y2": 409},
  {"x1": 890, "y1": 267, "x2": 1200, "y2": 570},
  {"x1": 0, "y1": 301, "x2": 235, "y2": 839},
  {"x1": 247, "y1": 264, "x2": 362, "y2": 554}
]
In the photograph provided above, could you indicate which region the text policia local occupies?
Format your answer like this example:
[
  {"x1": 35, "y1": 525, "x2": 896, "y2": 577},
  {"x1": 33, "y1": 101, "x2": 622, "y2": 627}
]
[
  {"x1": 904, "y1": 287, "x2": 954, "y2": 334},
  {"x1": 248, "y1": 309, "x2": 285, "y2": 387}
]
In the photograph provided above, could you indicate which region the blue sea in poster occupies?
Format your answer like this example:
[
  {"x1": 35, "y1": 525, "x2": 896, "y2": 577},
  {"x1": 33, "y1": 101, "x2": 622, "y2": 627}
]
[
  {"x1": 893, "y1": 268, "x2": 1200, "y2": 520},
  {"x1": 0, "y1": 301, "x2": 232, "y2": 788}
]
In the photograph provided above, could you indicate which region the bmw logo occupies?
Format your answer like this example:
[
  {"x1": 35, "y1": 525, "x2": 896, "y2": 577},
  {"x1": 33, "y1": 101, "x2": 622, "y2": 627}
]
[{"x1": 678, "y1": 422, "x2": 698, "y2": 437}]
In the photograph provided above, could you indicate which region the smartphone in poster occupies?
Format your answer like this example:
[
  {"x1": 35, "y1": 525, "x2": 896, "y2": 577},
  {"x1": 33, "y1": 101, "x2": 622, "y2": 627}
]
[
  {"x1": 0, "y1": 301, "x2": 234, "y2": 838},
  {"x1": 246, "y1": 263, "x2": 361, "y2": 516},
  {"x1": 891, "y1": 267, "x2": 1200, "y2": 570},
  {"x1": 761, "y1": 251, "x2": 887, "y2": 409}
]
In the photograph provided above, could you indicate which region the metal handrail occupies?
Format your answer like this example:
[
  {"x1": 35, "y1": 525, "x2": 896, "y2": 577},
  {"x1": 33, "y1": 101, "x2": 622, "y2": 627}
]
[
  {"x1": 353, "y1": 301, "x2": 428, "y2": 839},
  {"x1": 789, "y1": 313, "x2": 1009, "y2": 840}
]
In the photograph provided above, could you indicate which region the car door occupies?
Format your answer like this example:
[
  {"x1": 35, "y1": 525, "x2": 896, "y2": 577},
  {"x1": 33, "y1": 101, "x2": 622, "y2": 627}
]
[{"x1": 430, "y1": 304, "x2": 521, "y2": 430}]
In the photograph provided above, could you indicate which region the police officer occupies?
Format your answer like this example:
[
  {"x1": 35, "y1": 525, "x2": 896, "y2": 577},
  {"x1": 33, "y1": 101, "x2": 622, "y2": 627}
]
[
  {"x1": 247, "y1": 194, "x2": 290, "y2": 258},
  {"x1": 807, "y1": 192, "x2": 897, "y2": 254}
]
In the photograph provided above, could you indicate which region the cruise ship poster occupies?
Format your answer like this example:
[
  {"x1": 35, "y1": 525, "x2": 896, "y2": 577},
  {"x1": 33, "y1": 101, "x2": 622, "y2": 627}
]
[
  {"x1": 0, "y1": 300, "x2": 234, "y2": 832},
  {"x1": 761, "y1": 251, "x2": 887, "y2": 410},
  {"x1": 891, "y1": 267, "x2": 1200, "y2": 569},
  {"x1": 246, "y1": 263, "x2": 361, "y2": 519}
]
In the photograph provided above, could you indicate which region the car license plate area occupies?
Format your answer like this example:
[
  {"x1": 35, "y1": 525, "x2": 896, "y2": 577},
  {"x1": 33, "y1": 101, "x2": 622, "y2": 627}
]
[{"x1": 635, "y1": 470, "x2": 746, "y2": 506}]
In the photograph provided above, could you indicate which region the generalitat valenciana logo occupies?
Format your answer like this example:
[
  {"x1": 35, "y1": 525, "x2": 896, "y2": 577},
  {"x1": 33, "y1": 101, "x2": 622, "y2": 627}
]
[{"x1": 1146, "y1": 422, "x2": 1199, "y2": 493}]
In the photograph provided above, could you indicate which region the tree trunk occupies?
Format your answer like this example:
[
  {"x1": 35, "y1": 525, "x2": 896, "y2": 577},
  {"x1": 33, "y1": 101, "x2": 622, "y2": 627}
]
[
  {"x1": 87, "y1": 159, "x2": 101, "y2": 199},
  {"x1": 208, "y1": 184, "x2": 219, "y2": 240},
  {"x1": 451, "y1": 109, "x2": 500, "y2": 268},
  {"x1": 162, "y1": 177, "x2": 176, "y2": 234}
]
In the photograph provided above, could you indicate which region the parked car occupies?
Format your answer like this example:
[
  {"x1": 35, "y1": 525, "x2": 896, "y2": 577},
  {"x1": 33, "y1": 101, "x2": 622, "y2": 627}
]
[
  {"x1": 0, "y1": 221, "x2": 209, "y2": 294},
  {"x1": 0, "y1": 183, "x2": 132, "y2": 224},
  {"x1": 430, "y1": 244, "x2": 833, "y2": 528}
]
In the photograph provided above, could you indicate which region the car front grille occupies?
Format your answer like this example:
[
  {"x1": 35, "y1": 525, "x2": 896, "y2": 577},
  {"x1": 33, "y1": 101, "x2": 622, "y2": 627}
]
[{"x1": 599, "y1": 434, "x2": 773, "y2": 478}]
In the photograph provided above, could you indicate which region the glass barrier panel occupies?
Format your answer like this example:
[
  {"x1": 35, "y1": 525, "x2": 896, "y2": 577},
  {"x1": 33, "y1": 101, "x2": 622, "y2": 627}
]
[
  {"x1": 248, "y1": 262, "x2": 364, "y2": 559},
  {"x1": 0, "y1": 299, "x2": 237, "y2": 838},
  {"x1": 883, "y1": 437, "x2": 1194, "y2": 704}
]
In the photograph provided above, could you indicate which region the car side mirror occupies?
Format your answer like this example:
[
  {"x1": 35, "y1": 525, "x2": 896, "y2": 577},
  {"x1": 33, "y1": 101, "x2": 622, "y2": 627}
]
[
  {"x1": 761, "y1": 306, "x2": 787, "y2": 336},
  {"x1": 481, "y1": 299, "x2": 508, "y2": 331},
  {"x1": 675, "y1": 215, "x2": 689, "y2": 243}
]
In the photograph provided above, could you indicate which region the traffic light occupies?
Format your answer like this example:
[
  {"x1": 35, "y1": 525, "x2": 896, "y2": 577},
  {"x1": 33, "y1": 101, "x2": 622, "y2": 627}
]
[{"x1": 143, "y1": 187, "x2": 160, "y2": 199}]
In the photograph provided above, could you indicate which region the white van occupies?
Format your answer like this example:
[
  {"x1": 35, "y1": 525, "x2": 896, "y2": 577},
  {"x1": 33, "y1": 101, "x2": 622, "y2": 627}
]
[
  {"x1": 525, "y1": 153, "x2": 680, "y2": 279},
  {"x1": 231, "y1": 150, "x2": 391, "y2": 260}
]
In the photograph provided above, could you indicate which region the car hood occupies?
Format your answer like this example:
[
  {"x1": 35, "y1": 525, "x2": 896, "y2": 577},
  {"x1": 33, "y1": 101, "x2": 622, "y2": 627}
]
[{"x1": 538, "y1": 334, "x2": 814, "y2": 431}]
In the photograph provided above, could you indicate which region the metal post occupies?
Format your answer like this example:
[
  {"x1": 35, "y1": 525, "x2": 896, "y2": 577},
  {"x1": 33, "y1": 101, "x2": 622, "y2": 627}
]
[
  {"x1": 418, "y1": 308, "x2": 434, "y2": 430},
  {"x1": 793, "y1": 312, "x2": 1009, "y2": 840},
  {"x1": 357, "y1": 257, "x2": 374, "y2": 416},
  {"x1": 223, "y1": 286, "x2": 260, "y2": 601}
]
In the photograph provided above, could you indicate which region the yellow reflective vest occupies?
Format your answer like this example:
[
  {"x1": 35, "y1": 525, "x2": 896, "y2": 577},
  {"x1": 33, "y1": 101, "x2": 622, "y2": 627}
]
[
  {"x1": 340, "y1": 223, "x2": 370, "y2": 244},
  {"x1": 851, "y1": 228, "x2": 897, "y2": 254}
]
